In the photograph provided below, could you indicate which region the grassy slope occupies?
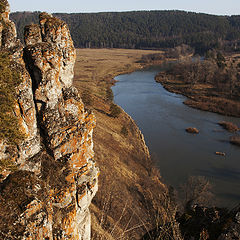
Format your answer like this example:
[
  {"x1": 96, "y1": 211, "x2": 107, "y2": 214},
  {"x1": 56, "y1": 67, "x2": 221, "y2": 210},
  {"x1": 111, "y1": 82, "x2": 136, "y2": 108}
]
[{"x1": 73, "y1": 49, "x2": 169, "y2": 239}]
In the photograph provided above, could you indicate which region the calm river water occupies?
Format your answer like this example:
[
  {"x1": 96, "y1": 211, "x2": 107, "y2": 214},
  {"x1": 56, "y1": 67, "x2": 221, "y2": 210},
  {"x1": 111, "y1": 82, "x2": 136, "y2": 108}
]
[{"x1": 112, "y1": 65, "x2": 240, "y2": 207}]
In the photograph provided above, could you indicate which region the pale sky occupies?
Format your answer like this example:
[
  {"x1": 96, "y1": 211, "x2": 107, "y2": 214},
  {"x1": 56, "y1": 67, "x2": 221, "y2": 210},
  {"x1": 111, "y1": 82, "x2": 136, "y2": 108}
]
[{"x1": 8, "y1": 0, "x2": 240, "y2": 16}]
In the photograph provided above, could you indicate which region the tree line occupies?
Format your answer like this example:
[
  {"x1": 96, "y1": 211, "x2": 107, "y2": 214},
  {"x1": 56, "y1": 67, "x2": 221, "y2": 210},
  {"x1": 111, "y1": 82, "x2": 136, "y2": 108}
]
[
  {"x1": 166, "y1": 52, "x2": 240, "y2": 99},
  {"x1": 10, "y1": 10, "x2": 240, "y2": 54}
]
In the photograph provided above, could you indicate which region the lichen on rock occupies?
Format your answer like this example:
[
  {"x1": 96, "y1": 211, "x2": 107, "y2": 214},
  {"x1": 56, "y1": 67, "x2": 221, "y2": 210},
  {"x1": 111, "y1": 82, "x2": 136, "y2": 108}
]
[
  {"x1": 0, "y1": 1, "x2": 98, "y2": 239},
  {"x1": 0, "y1": 0, "x2": 40, "y2": 178}
]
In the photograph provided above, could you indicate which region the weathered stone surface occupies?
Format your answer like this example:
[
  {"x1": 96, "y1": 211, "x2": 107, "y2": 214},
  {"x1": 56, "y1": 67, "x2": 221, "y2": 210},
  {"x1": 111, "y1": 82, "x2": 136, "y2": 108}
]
[
  {"x1": 0, "y1": 1, "x2": 98, "y2": 239},
  {"x1": 24, "y1": 24, "x2": 42, "y2": 46},
  {"x1": 0, "y1": 0, "x2": 41, "y2": 175},
  {"x1": 39, "y1": 12, "x2": 76, "y2": 88},
  {"x1": 0, "y1": 0, "x2": 22, "y2": 60}
]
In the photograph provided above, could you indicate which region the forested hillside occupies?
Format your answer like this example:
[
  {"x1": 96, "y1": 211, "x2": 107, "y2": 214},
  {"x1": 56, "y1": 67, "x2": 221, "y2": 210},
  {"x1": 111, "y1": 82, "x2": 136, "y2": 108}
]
[{"x1": 10, "y1": 11, "x2": 240, "y2": 53}]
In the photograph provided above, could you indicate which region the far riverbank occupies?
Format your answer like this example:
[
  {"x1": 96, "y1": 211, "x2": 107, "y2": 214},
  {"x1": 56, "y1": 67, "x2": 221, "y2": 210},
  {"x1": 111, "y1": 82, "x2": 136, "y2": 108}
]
[{"x1": 155, "y1": 56, "x2": 240, "y2": 117}]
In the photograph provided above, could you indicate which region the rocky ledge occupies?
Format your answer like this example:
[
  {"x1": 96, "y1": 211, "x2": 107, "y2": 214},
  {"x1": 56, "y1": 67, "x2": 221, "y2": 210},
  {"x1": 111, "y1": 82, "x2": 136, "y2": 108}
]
[{"x1": 0, "y1": 1, "x2": 98, "y2": 239}]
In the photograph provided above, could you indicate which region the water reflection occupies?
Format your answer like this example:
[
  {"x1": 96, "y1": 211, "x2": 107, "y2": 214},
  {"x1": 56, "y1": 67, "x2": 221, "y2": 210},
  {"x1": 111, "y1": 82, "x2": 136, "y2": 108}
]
[
  {"x1": 112, "y1": 65, "x2": 240, "y2": 207},
  {"x1": 197, "y1": 166, "x2": 240, "y2": 181}
]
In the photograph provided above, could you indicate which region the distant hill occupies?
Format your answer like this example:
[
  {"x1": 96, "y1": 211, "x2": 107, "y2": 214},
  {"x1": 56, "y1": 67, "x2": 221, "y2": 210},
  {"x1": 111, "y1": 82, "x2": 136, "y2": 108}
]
[{"x1": 10, "y1": 11, "x2": 240, "y2": 53}]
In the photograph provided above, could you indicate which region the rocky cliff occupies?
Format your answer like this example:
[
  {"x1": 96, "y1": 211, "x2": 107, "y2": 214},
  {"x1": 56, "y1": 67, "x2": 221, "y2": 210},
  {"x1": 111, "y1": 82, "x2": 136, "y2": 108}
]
[{"x1": 0, "y1": 1, "x2": 98, "y2": 239}]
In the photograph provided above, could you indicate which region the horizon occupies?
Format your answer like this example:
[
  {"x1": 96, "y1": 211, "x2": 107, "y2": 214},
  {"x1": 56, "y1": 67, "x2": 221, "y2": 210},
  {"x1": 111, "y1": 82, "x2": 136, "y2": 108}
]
[
  {"x1": 8, "y1": 0, "x2": 240, "y2": 16},
  {"x1": 9, "y1": 9, "x2": 240, "y2": 17}
]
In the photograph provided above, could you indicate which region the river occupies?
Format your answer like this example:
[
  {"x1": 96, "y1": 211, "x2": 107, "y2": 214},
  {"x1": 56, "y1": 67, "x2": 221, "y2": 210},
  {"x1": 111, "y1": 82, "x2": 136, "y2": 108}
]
[{"x1": 112, "y1": 65, "x2": 240, "y2": 207}]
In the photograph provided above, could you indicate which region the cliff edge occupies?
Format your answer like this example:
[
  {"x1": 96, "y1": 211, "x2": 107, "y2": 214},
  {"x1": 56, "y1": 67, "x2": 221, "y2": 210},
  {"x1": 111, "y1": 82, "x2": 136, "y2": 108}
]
[{"x1": 0, "y1": 1, "x2": 98, "y2": 239}]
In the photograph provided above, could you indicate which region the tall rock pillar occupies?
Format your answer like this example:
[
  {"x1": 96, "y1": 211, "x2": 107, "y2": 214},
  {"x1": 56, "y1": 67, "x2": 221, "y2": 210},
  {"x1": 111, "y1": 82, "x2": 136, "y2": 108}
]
[{"x1": 0, "y1": 1, "x2": 98, "y2": 239}]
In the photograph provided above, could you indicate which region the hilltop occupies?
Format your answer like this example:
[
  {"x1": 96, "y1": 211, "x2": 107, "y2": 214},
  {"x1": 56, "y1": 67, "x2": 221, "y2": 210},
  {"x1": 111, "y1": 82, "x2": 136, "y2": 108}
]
[{"x1": 10, "y1": 10, "x2": 240, "y2": 54}]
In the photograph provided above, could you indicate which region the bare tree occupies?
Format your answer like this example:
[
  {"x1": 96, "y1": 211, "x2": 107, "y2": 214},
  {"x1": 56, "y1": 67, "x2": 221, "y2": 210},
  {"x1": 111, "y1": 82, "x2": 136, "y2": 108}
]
[{"x1": 180, "y1": 176, "x2": 214, "y2": 210}]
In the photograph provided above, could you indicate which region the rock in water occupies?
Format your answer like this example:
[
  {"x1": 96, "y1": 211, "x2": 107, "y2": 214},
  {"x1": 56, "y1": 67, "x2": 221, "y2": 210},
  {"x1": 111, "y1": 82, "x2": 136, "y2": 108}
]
[
  {"x1": 186, "y1": 127, "x2": 199, "y2": 134},
  {"x1": 215, "y1": 151, "x2": 226, "y2": 156},
  {"x1": 0, "y1": 1, "x2": 98, "y2": 239}
]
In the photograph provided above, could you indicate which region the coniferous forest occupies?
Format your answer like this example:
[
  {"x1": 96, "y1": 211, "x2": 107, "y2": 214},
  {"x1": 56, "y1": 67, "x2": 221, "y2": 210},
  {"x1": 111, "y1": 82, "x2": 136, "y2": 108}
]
[{"x1": 10, "y1": 11, "x2": 240, "y2": 54}]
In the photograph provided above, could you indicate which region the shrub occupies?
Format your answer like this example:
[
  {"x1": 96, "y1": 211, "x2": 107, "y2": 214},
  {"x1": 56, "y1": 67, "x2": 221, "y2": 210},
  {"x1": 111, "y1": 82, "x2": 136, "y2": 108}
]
[
  {"x1": 81, "y1": 89, "x2": 93, "y2": 106},
  {"x1": 180, "y1": 176, "x2": 214, "y2": 208},
  {"x1": 0, "y1": 52, "x2": 25, "y2": 145},
  {"x1": 120, "y1": 125, "x2": 128, "y2": 137},
  {"x1": 0, "y1": 1, "x2": 7, "y2": 13},
  {"x1": 105, "y1": 87, "x2": 113, "y2": 102},
  {"x1": 0, "y1": 157, "x2": 18, "y2": 173},
  {"x1": 218, "y1": 121, "x2": 239, "y2": 132},
  {"x1": 109, "y1": 103, "x2": 121, "y2": 118}
]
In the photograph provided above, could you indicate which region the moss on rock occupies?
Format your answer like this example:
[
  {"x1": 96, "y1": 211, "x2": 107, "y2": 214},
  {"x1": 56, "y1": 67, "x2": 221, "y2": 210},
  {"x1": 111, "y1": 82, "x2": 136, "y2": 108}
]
[
  {"x1": 0, "y1": 0, "x2": 8, "y2": 13},
  {"x1": 0, "y1": 52, "x2": 25, "y2": 145}
]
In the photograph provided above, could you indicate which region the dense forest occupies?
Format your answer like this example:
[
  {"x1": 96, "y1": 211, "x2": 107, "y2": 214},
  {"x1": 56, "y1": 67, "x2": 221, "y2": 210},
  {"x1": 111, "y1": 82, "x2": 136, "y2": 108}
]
[{"x1": 10, "y1": 11, "x2": 240, "y2": 54}]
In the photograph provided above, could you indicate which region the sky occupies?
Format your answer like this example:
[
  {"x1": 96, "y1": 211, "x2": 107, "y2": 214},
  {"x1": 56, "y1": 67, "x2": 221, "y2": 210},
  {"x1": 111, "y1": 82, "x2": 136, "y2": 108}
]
[{"x1": 8, "y1": 0, "x2": 240, "y2": 16}]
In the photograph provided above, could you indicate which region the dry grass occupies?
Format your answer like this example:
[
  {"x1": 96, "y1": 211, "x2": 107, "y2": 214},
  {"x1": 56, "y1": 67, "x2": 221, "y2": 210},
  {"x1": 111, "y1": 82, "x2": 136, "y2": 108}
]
[
  {"x1": 74, "y1": 48, "x2": 162, "y2": 101},
  {"x1": 73, "y1": 49, "x2": 168, "y2": 239},
  {"x1": 218, "y1": 121, "x2": 239, "y2": 132}
]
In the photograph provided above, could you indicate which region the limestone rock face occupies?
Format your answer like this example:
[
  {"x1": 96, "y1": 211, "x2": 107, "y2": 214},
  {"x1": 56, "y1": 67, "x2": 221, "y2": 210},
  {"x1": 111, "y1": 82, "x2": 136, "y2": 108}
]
[
  {"x1": 0, "y1": 1, "x2": 98, "y2": 239},
  {"x1": 0, "y1": 0, "x2": 22, "y2": 60},
  {"x1": 0, "y1": 0, "x2": 40, "y2": 178}
]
